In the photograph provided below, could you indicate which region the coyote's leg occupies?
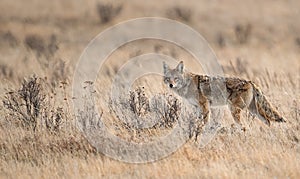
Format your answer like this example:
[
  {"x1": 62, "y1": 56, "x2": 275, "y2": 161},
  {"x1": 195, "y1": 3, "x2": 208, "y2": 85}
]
[
  {"x1": 199, "y1": 98, "x2": 210, "y2": 125},
  {"x1": 228, "y1": 83, "x2": 253, "y2": 125},
  {"x1": 194, "y1": 96, "x2": 210, "y2": 141},
  {"x1": 229, "y1": 105, "x2": 243, "y2": 125}
]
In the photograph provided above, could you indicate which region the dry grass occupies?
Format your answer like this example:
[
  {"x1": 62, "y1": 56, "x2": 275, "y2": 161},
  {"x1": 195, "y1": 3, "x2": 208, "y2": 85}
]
[{"x1": 0, "y1": 0, "x2": 299, "y2": 178}]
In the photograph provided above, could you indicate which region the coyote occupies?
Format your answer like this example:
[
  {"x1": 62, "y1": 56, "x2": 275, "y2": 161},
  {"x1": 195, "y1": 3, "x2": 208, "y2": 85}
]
[{"x1": 163, "y1": 61, "x2": 285, "y2": 136}]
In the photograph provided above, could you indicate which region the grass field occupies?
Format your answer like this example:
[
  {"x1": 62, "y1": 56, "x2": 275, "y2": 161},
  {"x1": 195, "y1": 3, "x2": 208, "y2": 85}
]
[{"x1": 0, "y1": 0, "x2": 299, "y2": 178}]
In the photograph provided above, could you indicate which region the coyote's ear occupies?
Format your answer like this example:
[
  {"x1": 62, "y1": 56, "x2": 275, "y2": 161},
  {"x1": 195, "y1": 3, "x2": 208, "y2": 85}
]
[
  {"x1": 176, "y1": 61, "x2": 184, "y2": 73},
  {"x1": 163, "y1": 61, "x2": 169, "y2": 75}
]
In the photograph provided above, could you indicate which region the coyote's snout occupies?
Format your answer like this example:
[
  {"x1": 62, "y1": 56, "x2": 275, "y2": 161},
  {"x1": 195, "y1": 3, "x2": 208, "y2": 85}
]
[{"x1": 163, "y1": 61, "x2": 286, "y2": 137}]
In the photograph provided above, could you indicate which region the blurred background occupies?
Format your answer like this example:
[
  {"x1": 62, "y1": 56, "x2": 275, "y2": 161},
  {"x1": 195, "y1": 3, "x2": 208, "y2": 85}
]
[{"x1": 0, "y1": 0, "x2": 299, "y2": 79}]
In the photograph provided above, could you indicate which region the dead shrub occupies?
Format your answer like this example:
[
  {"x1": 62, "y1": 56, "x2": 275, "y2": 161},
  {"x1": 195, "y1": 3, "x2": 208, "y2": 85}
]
[
  {"x1": 151, "y1": 94, "x2": 181, "y2": 128},
  {"x1": 295, "y1": 37, "x2": 300, "y2": 47},
  {"x1": 109, "y1": 87, "x2": 181, "y2": 130},
  {"x1": 129, "y1": 87, "x2": 150, "y2": 117},
  {"x1": 24, "y1": 34, "x2": 46, "y2": 58},
  {"x1": 217, "y1": 33, "x2": 226, "y2": 48},
  {"x1": 3, "y1": 76, "x2": 46, "y2": 131},
  {"x1": 96, "y1": 3, "x2": 122, "y2": 24},
  {"x1": 47, "y1": 34, "x2": 59, "y2": 57},
  {"x1": 0, "y1": 64, "x2": 14, "y2": 79},
  {"x1": 167, "y1": 6, "x2": 192, "y2": 22},
  {"x1": 235, "y1": 23, "x2": 252, "y2": 44},
  {"x1": 2, "y1": 75, "x2": 66, "y2": 132},
  {"x1": 24, "y1": 34, "x2": 58, "y2": 59},
  {"x1": 0, "y1": 31, "x2": 18, "y2": 47}
]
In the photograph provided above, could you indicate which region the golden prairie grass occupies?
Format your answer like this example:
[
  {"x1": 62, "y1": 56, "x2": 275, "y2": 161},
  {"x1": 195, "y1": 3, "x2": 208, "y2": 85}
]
[{"x1": 0, "y1": 0, "x2": 299, "y2": 178}]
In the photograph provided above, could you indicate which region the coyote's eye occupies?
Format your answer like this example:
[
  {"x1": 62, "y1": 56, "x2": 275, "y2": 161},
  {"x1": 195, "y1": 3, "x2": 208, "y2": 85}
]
[
  {"x1": 165, "y1": 77, "x2": 170, "y2": 82},
  {"x1": 174, "y1": 77, "x2": 179, "y2": 81}
]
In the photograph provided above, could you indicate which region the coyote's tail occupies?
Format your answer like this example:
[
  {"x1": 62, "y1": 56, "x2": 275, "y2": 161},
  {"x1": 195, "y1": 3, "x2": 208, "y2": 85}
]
[{"x1": 248, "y1": 82, "x2": 286, "y2": 126}]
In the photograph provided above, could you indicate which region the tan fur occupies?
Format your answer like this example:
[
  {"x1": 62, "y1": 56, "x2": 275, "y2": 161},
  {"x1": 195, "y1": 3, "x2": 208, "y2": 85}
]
[{"x1": 163, "y1": 61, "x2": 286, "y2": 138}]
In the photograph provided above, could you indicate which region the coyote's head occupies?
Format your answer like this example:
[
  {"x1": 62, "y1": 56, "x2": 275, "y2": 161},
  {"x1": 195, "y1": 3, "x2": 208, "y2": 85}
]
[{"x1": 163, "y1": 61, "x2": 186, "y2": 89}]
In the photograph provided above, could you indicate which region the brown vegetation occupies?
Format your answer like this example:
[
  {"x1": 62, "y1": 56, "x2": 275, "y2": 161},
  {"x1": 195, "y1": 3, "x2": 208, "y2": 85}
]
[{"x1": 0, "y1": 0, "x2": 299, "y2": 178}]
